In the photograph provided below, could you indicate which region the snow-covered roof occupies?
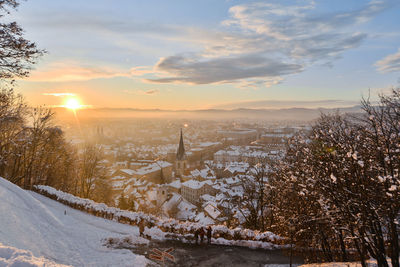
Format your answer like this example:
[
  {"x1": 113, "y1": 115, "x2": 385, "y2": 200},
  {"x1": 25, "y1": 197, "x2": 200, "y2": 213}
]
[
  {"x1": 215, "y1": 150, "x2": 241, "y2": 156},
  {"x1": 176, "y1": 199, "x2": 196, "y2": 220},
  {"x1": 190, "y1": 168, "x2": 216, "y2": 179},
  {"x1": 112, "y1": 180, "x2": 126, "y2": 189},
  {"x1": 120, "y1": 169, "x2": 136, "y2": 176},
  {"x1": 224, "y1": 162, "x2": 248, "y2": 174},
  {"x1": 200, "y1": 194, "x2": 215, "y2": 203},
  {"x1": 147, "y1": 190, "x2": 157, "y2": 201},
  {"x1": 168, "y1": 179, "x2": 182, "y2": 189},
  {"x1": 197, "y1": 141, "x2": 220, "y2": 147},
  {"x1": 204, "y1": 203, "x2": 221, "y2": 219},
  {"x1": 162, "y1": 193, "x2": 182, "y2": 212},
  {"x1": 135, "y1": 161, "x2": 172, "y2": 176},
  {"x1": 182, "y1": 179, "x2": 212, "y2": 190},
  {"x1": 261, "y1": 133, "x2": 293, "y2": 138},
  {"x1": 195, "y1": 212, "x2": 215, "y2": 225},
  {"x1": 225, "y1": 177, "x2": 241, "y2": 185}
]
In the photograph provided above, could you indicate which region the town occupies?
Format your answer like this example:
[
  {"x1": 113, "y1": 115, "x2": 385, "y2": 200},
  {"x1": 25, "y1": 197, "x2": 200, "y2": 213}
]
[
  {"x1": 1, "y1": 0, "x2": 400, "y2": 266},
  {"x1": 65, "y1": 119, "x2": 307, "y2": 228}
]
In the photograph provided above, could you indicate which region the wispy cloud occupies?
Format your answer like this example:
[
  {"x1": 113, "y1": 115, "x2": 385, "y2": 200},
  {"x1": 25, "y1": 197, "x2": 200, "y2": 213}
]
[
  {"x1": 27, "y1": 61, "x2": 132, "y2": 82},
  {"x1": 42, "y1": 92, "x2": 76, "y2": 97},
  {"x1": 236, "y1": 78, "x2": 283, "y2": 90},
  {"x1": 123, "y1": 89, "x2": 160, "y2": 95},
  {"x1": 142, "y1": 89, "x2": 159, "y2": 95},
  {"x1": 129, "y1": 66, "x2": 155, "y2": 76},
  {"x1": 375, "y1": 48, "x2": 400, "y2": 73},
  {"x1": 27, "y1": 62, "x2": 158, "y2": 82}
]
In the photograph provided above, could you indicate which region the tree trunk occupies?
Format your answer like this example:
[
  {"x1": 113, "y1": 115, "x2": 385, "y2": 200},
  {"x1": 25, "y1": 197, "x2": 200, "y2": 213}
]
[
  {"x1": 338, "y1": 230, "x2": 348, "y2": 262},
  {"x1": 390, "y1": 218, "x2": 400, "y2": 267}
]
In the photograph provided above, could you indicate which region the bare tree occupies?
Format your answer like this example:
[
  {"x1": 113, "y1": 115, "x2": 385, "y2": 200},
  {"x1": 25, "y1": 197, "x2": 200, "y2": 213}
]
[
  {"x1": 78, "y1": 143, "x2": 109, "y2": 199},
  {"x1": 0, "y1": 0, "x2": 44, "y2": 82},
  {"x1": 234, "y1": 160, "x2": 269, "y2": 231},
  {"x1": 269, "y1": 99, "x2": 400, "y2": 266}
]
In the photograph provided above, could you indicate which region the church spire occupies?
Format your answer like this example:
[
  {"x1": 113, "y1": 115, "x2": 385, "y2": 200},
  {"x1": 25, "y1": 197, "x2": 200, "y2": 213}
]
[{"x1": 176, "y1": 128, "x2": 186, "y2": 160}]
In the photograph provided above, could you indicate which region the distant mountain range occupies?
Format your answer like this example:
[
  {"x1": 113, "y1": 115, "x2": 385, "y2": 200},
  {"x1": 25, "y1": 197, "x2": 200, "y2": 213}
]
[{"x1": 53, "y1": 105, "x2": 363, "y2": 122}]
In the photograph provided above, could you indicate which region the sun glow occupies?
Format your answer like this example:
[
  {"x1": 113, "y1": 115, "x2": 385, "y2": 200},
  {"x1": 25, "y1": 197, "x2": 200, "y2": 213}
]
[{"x1": 65, "y1": 98, "x2": 81, "y2": 110}]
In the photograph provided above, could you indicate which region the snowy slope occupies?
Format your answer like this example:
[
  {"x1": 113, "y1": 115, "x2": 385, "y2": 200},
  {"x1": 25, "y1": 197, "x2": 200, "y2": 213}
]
[
  {"x1": 0, "y1": 243, "x2": 71, "y2": 267},
  {"x1": 0, "y1": 177, "x2": 149, "y2": 266}
]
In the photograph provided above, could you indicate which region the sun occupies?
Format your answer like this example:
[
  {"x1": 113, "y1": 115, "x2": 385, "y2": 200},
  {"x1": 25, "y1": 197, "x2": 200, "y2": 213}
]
[{"x1": 65, "y1": 98, "x2": 81, "y2": 110}]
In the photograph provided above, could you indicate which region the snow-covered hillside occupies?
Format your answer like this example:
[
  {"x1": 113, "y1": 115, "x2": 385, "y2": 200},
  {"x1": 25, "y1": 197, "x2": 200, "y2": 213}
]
[
  {"x1": 0, "y1": 243, "x2": 71, "y2": 267},
  {"x1": 0, "y1": 177, "x2": 149, "y2": 267}
]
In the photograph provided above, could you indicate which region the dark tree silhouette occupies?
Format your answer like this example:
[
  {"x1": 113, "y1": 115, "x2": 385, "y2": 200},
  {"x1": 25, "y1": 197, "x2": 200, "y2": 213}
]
[{"x1": 0, "y1": 0, "x2": 44, "y2": 82}]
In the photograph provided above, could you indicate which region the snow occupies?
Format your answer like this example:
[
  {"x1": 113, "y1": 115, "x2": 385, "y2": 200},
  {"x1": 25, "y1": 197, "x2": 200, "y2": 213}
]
[
  {"x1": 0, "y1": 177, "x2": 149, "y2": 267},
  {"x1": 119, "y1": 168, "x2": 136, "y2": 176},
  {"x1": 194, "y1": 212, "x2": 215, "y2": 225},
  {"x1": 31, "y1": 182, "x2": 282, "y2": 250},
  {"x1": 211, "y1": 237, "x2": 278, "y2": 249},
  {"x1": 330, "y1": 173, "x2": 337, "y2": 183},
  {"x1": 197, "y1": 141, "x2": 220, "y2": 147},
  {"x1": 204, "y1": 203, "x2": 221, "y2": 219},
  {"x1": 143, "y1": 227, "x2": 166, "y2": 241},
  {"x1": 134, "y1": 161, "x2": 172, "y2": 176},
  {"x1": 181, "y1": 179, "x2": 204, "y2": 189},
  {"x1": 300, "y1": 259, "x2": 380, "y2": 266},
  {"x1": 168, "y1": 179, "x2": 181, "y2": 189},
  {"x1": 147, "y1": 190, "x2": 157, "y2": 201},
  {"x1": 176, "y1": 199, "x2": 197, "y2": 220},
  {"x1": 389, "y1": 185, "x2": 397, "y2": 191},
  {"x1": 190, "y1": 168, "x2": 216, "y2": 179},
  {"x1": 0, "y1": 243, "x2": 70, "y2": 267},
  {"x1": 163, "y1": 193, "x2": 181, "y2": 210}
]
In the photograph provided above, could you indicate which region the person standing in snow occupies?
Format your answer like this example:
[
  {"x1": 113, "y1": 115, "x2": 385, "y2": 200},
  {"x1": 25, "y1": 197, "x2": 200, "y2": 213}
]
[
  {"x1": 139, "y1": 220, "x2": 145, "y2": 237},
  {"x1": 199, "y1": 227, "x2": 205, "y2": 244},
  {"x1": 207, "y1": 226, "x2": 212, "y2": 244},
  {"x1": 194, "y1": 228, "x2": 199, "y2": 244}
]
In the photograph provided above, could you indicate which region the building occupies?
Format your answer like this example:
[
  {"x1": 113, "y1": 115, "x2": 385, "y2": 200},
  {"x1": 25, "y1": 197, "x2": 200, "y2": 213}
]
[
  {"x1": 156, "y1": 185, "x2": 169, "y2": 207},
  {"x1": 175, "y1": 129, "x2": 187, "y2": 177},
  {"x1": 214, "y1": 146, "x2": 270, "y2": 165},
  {"x1": 214, "y1": 149, "x2": 241, "y2": 163},
  {"x1": 204, "y1": 203, "x2": 221, "y2": 220},
  {"x1": 181, "y1": 179, "x2": 215, "y2": 205},
  {"x1": 111, "y1": 161, "x2": 173, "y2": 184},
  {"x1": 217, "y1": 129, "x2": 258, "y2": 144},
  {"x1": 136, "y1": 161, "x2": 173, "y2": 184}
]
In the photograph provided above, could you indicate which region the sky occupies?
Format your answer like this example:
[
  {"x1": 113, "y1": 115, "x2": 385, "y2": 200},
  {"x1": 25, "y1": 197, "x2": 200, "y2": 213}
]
[{"x1": 9, "y1": 0, "x2": 400, "y2": 110}]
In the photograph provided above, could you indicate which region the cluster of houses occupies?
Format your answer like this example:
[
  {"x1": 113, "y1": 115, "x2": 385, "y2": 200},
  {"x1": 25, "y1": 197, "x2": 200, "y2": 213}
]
[{"x1": 103, "y1": 127, "x2": 292, "y2": 226}]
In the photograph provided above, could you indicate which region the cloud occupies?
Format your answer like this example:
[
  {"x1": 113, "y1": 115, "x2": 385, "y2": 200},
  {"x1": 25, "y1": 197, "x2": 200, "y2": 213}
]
[
  {"x1": 145, "y1": 0, "x2": 388, "y2": 86},
  {"x1": 129, "y1": 66, "x2": 155, "y2": 76},
  {"x1": 236, "y1": 78, "x2": 283, "y2": 89},
  {"x1": 26, "y1": 61, "x2": 132, "y2": 82},
  {"x1": 141, "y1": 89, "x2": 159, "y2": 95},
  {"x1": 25, "y1": 12, "x2": 183, "y2": 37},
  {"x1": 22, "y1": 1, "x2": 392, "y2": 86},
  {"x1": 42, "y1": 93, "x2": 76, "y2": 97},
  {"x1": 146, "y1": 55, "x2": 303, "y2": 84},
  {"x1": 123, "y1": 89, "x2": 159, "y2": 95},
  {"x1": 375, "y1": 48, "x2": 400, "y2": 73},
  {"x1": 27, "y1": 62, "x2": 158, "y2": 82}
]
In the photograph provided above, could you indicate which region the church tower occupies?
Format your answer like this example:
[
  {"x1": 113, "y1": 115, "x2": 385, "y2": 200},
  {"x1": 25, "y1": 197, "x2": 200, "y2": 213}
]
[{"x1": 175, "y1": 128, "x2": 186, "y2": 177}]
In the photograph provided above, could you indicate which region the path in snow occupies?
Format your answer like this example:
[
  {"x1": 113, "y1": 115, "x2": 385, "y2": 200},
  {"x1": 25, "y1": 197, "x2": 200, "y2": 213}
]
[
  {"x1": 0, "y1": 177, "x2": 149, "y2": 266},
  {"x1": 125, "y1": 239, "x2": 304, "y2": 267}
]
